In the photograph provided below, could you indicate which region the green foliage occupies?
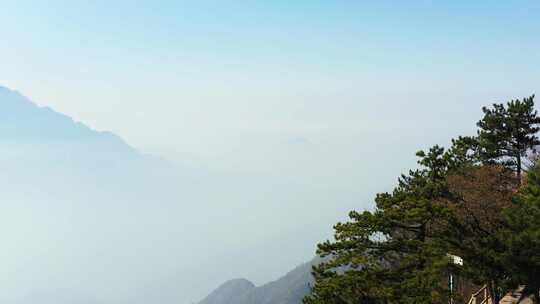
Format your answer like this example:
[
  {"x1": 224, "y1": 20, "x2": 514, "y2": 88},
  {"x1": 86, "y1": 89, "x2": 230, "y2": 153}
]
[
  {"x1": 477, "y1": 95, "x2": 540, "y2": 179},
  {"x1": 499, "y1": 162, "x2": 540, "y2": 301},
  {"x1": 304, "y1": 147, "x2": 455, "y2": 304},
  {"x1": 305, "y1": 95, "x2": 540, "y2": 303}
]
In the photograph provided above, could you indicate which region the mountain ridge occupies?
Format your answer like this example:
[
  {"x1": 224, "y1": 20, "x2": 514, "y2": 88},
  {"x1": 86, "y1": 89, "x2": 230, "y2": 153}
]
[
  {"x1": 0, "y1": 85, "x2": 135, "y2": 151},
  {"x1": 198, "y1": 258, "x2": 319, "y2": 304}
]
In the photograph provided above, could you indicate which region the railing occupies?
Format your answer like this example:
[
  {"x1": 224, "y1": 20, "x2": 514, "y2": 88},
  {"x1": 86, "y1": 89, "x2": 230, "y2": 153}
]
[{"x1": 467, "y1": 285, "x2": 492, "y2": 304}]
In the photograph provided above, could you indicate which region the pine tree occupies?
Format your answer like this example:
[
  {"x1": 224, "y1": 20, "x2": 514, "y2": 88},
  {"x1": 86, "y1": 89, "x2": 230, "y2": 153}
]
[
  {"x1": 477, "y1": 95, "x2": 540, "y2": 181},
  {"x1": 304, "y1": 146, "x2": 455, "y2": 304},
  {"x1": 305, "y1": 97, "x2": 540, "y2": 303},
  {"x1": 499, "y1": 161, "x2": 540, "y2": 303}
]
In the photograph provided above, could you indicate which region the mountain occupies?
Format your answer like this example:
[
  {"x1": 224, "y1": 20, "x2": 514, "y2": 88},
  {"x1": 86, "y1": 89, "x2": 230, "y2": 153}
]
[
  {"x1": 0, "y1": 86, "x2": 145, "y2": 166},
  {"x1": 0, "y1": 86, "x2": 136, "y2": 148},
  {"x1": 0, "y1": 85, "x2": 211, "y2": 304},
  {"x1": 198, "y1": 258, "x2": 319, "y2": 304},
  {"x1": 198, "y1": 279, "x2": 256, "y2": 304},
  {"x1": 0, "y1": 85, "x2": 193, "y2": 194},
  {"x1": 0, "y1": 85, "x2": 337, "y2": 304}
]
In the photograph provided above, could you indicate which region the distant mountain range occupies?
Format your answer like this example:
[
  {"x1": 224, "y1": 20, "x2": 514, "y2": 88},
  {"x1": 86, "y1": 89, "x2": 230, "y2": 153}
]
[
  {"x1": 0, "y1": 86, "x2": 146, "y2": 165},
  {"x1": 199, "y1": 258, "x2": 319, "y2": 304},
  {"x1": 0, "y1": 85, "x2": 333, "y2": 304},
  {"x1": 0, "y1": 87, "x2": 124, "y2": 142},
  {"x1": 0, "y1": 85, "x2": 211, "y2": 304}
]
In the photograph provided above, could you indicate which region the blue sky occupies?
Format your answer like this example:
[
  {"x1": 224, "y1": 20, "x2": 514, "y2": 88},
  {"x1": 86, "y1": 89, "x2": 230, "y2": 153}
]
[{"x1": 1, "y1": 1, "x2": 539, "y2": 181}]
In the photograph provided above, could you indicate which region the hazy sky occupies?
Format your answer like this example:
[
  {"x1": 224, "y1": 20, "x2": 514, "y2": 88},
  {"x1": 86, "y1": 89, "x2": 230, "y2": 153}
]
[{"x1": 2, "y1": 1, "x2": 539, "y2": 177}]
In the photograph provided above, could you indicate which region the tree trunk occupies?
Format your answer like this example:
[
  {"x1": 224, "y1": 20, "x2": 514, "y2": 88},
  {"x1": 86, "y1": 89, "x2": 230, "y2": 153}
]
[
  {"x1": 489, "y1": 281, "x2": 500, "y2": 304},
  {"x1": 517, "y1": 153, "x2": 522, "y2": 184}
]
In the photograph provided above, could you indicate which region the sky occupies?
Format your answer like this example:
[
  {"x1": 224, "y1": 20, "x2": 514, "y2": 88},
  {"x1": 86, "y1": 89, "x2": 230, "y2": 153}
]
[
  {"x1": 0, "y1": 1, "x2": 539, "y2": 302},
  {"x1": 1, "y1": 1, "x2": 539, "y2": 177}
]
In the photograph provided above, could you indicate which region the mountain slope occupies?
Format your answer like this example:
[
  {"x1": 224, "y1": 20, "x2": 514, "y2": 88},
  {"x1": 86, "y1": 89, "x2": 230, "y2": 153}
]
[
  {"x1": 0, "y1": 86, "x2": 126, "y2": 141},
  {"x1": 199, "y1": 279, "x2": 256, "y2": 304},
  {"x1": 0, "y1": 85, "x2": 207, "y2": 304},
  {"x1": 199, "y1": 258, "x2": 318, "y2": 304},
  {"x1": 0, "y1": 86, "x2": 140, "y2": 162},
  {"x1": 0, "y1": 85, "x2": 336, "y2": 304}
]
